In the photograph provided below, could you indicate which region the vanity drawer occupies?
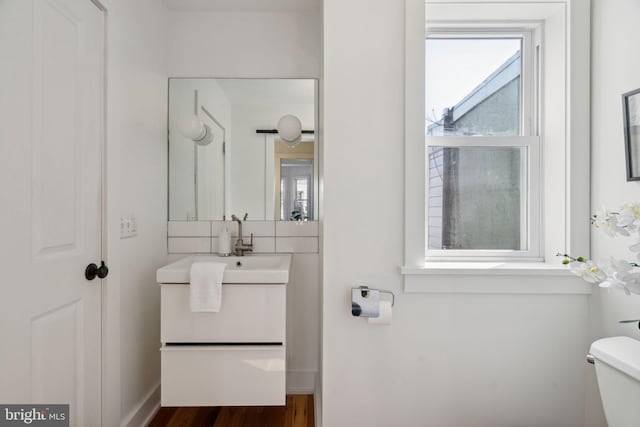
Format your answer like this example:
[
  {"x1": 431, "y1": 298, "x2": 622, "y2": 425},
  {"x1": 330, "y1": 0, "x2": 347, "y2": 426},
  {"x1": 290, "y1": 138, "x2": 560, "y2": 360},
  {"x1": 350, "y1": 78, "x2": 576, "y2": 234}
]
[
  {"x1": 161, "y1": 345, "x2": 285, "y2": 406},
  {"x1": 160, "y1": 283, "x2": 285, "y2": 343}
]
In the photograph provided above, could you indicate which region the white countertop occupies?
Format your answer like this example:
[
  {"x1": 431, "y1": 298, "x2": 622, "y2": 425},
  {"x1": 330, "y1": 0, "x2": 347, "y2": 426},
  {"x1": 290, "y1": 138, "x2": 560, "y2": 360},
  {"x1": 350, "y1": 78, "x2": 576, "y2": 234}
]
[{"x1": 157, "y1": 254, "x2": 292, "y2": 284}]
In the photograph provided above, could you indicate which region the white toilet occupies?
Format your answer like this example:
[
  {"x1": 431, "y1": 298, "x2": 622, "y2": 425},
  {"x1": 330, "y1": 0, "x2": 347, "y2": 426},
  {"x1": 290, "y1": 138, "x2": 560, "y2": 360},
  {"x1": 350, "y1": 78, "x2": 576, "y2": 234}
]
[{"x1": 590, "y1": 336, "x2": 640, "y2": 426}]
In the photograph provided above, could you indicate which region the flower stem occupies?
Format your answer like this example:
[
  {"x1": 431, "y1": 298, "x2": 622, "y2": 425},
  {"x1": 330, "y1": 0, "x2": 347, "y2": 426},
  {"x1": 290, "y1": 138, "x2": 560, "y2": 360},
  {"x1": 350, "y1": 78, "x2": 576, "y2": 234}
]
[{"x1": 556, "y1": 253, "x2": 585, "y2": 263}]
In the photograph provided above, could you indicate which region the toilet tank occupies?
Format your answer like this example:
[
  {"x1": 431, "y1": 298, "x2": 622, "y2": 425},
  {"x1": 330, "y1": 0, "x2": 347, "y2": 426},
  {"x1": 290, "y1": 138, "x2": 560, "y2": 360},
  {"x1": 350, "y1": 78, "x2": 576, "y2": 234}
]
[{"x1": 590, "y1": 336, "x2": 640, "y2": 427}]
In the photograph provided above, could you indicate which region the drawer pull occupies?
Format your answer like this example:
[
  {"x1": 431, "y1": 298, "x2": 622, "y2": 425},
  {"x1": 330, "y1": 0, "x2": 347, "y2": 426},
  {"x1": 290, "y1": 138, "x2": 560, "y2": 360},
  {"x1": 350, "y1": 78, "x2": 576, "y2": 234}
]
[{"x1": 164, "y1": 342, "x2": 283, "y2": 347}]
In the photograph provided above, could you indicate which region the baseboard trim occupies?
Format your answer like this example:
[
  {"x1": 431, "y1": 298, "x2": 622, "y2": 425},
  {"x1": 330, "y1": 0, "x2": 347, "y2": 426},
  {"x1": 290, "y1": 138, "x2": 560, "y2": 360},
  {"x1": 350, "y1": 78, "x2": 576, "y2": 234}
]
[
  {"x1": 314, "y1": 372, "x2": 322, "y2": 427},
  {"x1": 286, "y1": 369, "x2": 317, "y2": 394},
  {"x1": 120, "y1": 382, "x2": 161, "y2": 427}
]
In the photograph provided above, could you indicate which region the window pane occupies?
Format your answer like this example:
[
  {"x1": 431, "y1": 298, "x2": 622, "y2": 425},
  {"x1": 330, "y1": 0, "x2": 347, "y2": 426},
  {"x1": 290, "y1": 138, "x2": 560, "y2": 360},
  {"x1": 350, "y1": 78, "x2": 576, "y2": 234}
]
[
  {"x1": 426, "y1": 38, "x2": 521, "y2": 136},
  {"x1": 280, "y1": 159, "x2": 314, "y2": 221},
  {"x1": 427, "y1": 146, "x2": 526, "y2": 250}
]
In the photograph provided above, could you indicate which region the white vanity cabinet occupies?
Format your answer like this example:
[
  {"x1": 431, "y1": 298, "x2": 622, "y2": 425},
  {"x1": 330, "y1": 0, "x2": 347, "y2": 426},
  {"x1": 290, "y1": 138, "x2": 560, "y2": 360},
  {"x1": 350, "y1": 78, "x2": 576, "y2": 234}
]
[
  {"x1": 157, "y1": 255, "x2": 290, "y2": 407},
  {"x1": 160, "y1": 283, "x2": 285, "y2": 343}
]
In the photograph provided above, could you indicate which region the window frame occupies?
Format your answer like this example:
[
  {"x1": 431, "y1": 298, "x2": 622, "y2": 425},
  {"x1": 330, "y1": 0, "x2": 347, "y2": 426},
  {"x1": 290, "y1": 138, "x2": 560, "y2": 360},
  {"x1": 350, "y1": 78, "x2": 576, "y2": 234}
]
[
  {"x1": 402, "y1": 0, "x2": 591, "y2": 288},
  {"x1": 424, "y1": 28, "x2": 541, "y2": 261}
]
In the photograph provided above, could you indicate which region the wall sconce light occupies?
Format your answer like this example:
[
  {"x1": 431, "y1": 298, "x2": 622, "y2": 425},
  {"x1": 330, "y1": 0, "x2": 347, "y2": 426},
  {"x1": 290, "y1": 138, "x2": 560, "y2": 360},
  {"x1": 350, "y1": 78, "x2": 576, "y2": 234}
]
[
  {"x1": 255, "y1": 115, "x2": 313, "y2": 147},
  {"x1": 178, "y1": 115, "x2": 214, "y2": 146},
  {"x1": 277, "y1": 114, "x2": 302, "y2": 148}
]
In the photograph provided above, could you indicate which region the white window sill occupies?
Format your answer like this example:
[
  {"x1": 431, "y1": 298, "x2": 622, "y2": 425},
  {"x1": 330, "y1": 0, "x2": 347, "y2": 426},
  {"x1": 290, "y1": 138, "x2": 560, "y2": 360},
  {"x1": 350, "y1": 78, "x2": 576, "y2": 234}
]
[
  {"x1": 401, "y1": 262, "x2": 592, "y2": 295},
  {"x1": 401, "y1": 262, "x2": 573, "y2": 276}
]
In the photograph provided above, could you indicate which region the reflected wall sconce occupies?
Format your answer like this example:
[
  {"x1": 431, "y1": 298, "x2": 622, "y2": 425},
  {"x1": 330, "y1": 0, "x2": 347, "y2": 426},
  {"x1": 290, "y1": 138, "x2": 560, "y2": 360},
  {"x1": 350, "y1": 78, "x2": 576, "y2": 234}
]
[
  {"x1": 256, "y1": 114, "x2": 314, "y2": 148},
  {"x1": 178, "y1": 114, "x2": 214, "y2": 146},
  {"x1": 174, "y1": 89, "x2": 227, "y2": 221},
  {"x1": 277, "y1": 114, "x2": 302, "y2": 148}
]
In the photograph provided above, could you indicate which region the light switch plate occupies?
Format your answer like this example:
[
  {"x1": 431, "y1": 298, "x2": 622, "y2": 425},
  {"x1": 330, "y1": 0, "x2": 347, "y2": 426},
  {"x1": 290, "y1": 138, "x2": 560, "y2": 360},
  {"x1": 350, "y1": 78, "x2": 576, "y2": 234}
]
[{"x1": 120, "y1": 213, "x2": 138, "y2": 239}]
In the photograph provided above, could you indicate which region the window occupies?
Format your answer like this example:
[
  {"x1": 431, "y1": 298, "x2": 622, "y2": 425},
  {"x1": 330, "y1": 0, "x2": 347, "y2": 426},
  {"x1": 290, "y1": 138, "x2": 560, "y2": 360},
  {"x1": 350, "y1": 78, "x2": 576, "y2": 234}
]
[
  {"x1": 403, "y1": 0, "x2": 591, "y2": 283},
  {"x1": 425, "y1": 32, "x2": 540, "y2": 260},
  {"x1": 280, "y1": 159, "x2": 314, "y2": 221}
]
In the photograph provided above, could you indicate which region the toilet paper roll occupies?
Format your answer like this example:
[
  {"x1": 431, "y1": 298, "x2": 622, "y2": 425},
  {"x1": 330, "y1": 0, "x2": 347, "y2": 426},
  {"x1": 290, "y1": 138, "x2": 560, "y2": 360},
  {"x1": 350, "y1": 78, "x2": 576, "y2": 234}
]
[{"x1": 367, "y1": 300, "x2": 392, "y2": 325}]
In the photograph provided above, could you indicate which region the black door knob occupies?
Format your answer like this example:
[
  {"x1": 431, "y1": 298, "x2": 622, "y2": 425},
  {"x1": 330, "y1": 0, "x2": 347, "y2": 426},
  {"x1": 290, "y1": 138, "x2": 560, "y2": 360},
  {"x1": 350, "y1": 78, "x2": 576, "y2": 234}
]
[{"x1": 85, "y1": 261, "x2": 109, "y2": 280}]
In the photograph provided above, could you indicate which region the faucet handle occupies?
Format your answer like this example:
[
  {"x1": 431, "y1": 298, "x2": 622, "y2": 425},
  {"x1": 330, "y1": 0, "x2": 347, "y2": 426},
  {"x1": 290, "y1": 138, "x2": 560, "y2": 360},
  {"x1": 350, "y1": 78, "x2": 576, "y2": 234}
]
[
  {"x1": 249, "y1": 233, "x2": 254, "y2": 245},
  {"x1": 243, "y1": 213, "x2": 249, "y2": 221}
]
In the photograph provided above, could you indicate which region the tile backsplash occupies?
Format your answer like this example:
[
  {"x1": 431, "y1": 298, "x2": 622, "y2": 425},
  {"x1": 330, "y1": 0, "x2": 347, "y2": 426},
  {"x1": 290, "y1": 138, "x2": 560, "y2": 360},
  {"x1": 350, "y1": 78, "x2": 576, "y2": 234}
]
[{"x1": 168, "y1": 220, "x2": 319, "y2": 254}]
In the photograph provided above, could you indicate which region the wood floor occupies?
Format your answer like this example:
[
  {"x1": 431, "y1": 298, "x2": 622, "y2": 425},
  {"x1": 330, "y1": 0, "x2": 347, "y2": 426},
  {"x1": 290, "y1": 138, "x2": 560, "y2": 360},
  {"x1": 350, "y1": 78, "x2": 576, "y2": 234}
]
[{"x1": 148, "y1": 395, "x2": 314, "y2": 427}]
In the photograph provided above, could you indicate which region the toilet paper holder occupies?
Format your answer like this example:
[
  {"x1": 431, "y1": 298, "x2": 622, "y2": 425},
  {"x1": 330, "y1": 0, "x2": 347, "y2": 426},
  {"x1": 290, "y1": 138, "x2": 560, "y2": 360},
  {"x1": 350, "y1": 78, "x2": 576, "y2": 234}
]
[
  {"x1": 351, "y1": 286, "x2": 395, "y2": 318},
  {"x1": 355, "y1": 286, "x2": 394, "y2": 306}
]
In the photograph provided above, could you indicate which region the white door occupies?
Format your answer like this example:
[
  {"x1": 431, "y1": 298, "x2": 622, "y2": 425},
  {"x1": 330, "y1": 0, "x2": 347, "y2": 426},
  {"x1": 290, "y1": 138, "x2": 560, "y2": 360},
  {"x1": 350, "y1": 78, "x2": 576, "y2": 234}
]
[{"x1": 0, "y1": 0, "x2": 105, "y2": 425}]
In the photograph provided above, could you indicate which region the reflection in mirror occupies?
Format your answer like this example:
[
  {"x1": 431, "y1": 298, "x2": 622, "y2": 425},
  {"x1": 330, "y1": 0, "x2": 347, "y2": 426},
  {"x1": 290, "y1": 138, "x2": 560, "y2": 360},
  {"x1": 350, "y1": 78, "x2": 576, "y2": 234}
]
[
  {"x1": 275, "y1": 142, "x2": 314, "y2": 221},
  {"x1": 168, "y1": 78, "x2": 317, "y2": 221}
]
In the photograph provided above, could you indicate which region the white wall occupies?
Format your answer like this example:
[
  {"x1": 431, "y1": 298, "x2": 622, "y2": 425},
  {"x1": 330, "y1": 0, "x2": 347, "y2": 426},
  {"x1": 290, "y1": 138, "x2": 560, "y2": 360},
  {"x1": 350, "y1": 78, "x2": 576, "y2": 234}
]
[
  {"x1": 106, "y1": 0, "x2": 168, "y2": 425},
  {"x1": 167, "y1": 10, "x2": 321, "y2": 78},
  {"x1": 588, "y1": 1, "x2": 640, "y2": 425},
  {"x1": 166, "y1": 7, "x2": 322, "y2": 394},
  {"x1": 322, "y1": 1, "x2": 591, "y2": 426},
  {"x1": 591, "y1": 0, "x2": 640, "y2": 336}
]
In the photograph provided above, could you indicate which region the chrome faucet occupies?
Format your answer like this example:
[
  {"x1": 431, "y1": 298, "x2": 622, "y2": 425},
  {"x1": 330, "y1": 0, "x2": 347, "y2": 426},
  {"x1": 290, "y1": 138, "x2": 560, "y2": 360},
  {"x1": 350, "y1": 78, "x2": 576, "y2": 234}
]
[{"x1": 231, "y1": 213, "x2": 253, "y2": 256}]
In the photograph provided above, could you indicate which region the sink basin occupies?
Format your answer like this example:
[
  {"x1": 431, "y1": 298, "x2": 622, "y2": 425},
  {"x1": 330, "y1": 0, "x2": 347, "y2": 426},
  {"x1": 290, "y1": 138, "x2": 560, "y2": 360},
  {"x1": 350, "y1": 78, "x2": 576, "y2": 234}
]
[{"x1": 156, "y1": 255, "x2": 292, "y2": 284}]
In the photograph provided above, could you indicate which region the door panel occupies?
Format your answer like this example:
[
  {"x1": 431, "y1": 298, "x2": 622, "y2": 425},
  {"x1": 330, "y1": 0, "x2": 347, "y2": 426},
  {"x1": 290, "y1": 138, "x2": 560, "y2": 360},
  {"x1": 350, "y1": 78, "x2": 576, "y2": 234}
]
[
  {"x1": 0, "y1": 1, "x2": 105, "y2": 425},
  {"x1": 33, "y1": 0, "x2": 85, "y2": 256},
  {"x1": 31, "y1": 301, "x2": 84, "y2": 411}
]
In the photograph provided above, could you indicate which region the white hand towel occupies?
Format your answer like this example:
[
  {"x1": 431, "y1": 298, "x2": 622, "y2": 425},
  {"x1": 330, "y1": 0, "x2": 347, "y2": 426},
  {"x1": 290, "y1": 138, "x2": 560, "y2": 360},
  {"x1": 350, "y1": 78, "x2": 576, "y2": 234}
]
[{"x1": 189, "y1": 261, "x2": 226, "y2": 312}]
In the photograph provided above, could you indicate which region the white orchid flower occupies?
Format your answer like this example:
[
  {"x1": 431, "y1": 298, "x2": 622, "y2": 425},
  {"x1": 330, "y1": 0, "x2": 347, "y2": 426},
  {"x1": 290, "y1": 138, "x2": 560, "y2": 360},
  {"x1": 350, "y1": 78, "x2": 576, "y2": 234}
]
[
  {"x1": 599, "y1": 276, "x2": 632, "y2": 295},
  {"x1": 628, "y1": 240, "x2": 640, "y2": 262},
  {"x1": 569, "y1": 260, "x2": 606, "y2": 284},
  {"x1": 617, "y1": 202, "x2": 640, "y2": 231},
  {"x1": 601, "y1": 257, "x2": 634, "y2": 276},
  {"x1": 600, "y1": 271, "x2": 640, "y2": 296},
  {"x1": 563, "y1": 201, "x2": 640, "y2": 296},
  {"x1": 599, "y1": 277, "x2": 633, "y2": 295},
  {"x1": 624, "y1": 273, "x2": 640, "y2": 295},
  {"x1": 592, "y1": 207, "x2": 629, "y2": 237},
  {"x1": 598, "y1": 257, "x2": 640, "y2": 295}
]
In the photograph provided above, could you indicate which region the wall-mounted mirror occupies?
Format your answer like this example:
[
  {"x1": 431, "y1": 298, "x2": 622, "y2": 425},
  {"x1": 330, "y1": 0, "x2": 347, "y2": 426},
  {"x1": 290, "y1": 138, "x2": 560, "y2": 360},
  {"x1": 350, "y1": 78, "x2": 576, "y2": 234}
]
[{"x1": 168, "y1": 78, "x2": 318, "y2": 221}]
